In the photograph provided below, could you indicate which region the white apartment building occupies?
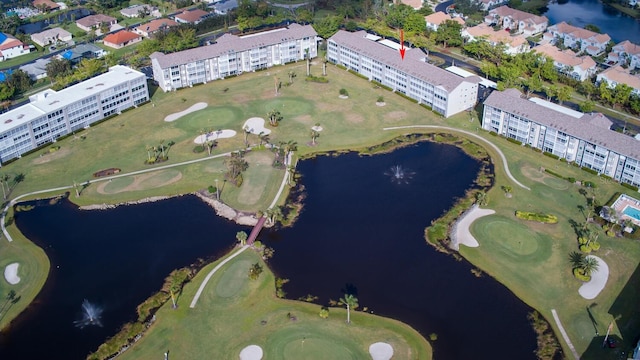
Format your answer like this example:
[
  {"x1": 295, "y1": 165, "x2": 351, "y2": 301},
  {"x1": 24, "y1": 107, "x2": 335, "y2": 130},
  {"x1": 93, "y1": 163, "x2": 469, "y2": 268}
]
[
  {"x1": 483, "y1": 88, "x2": 640, "y2": 188},
  {"x1": 0, "y1": 65, "x2": 148, "y2": 164},
  {"x1": 327, "y1": 30, "x2": 480, "y2": 117},
  {"x1": 597, "y1": 65, "x2": 640, "y2": 97},
  {"x1": 544, "y1": 22, "x2": 611, "y2": 56},
  {"x1": 485, "y1": 6, "x2": 548, "y2": 37},
  {"x1": 533, "y1": 43, "x2": 597, "y2": 81},
  {"x1": 607, "y1": 40, "x2": 640, "y2": 70},
  {"x1": 150, "y1": 24, "x2": 318, "y2": 92}
]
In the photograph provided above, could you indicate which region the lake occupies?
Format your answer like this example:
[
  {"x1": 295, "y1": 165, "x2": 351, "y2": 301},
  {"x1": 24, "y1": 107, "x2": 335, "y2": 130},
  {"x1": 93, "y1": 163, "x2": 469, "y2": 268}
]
[
  {"x1": 1, "y1": 141, "x2": 537, "y2": 359},
  {"x1": 543, "y1": 0, "x2": 640, "y2": 44}
]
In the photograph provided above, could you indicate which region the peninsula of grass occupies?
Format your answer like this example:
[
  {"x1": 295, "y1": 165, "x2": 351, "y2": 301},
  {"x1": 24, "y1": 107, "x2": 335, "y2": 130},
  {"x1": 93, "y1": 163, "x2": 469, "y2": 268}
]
[
  {"x1": 0, "y1": 61, "x2": 638, "y2": 359},
  {"x1": 108, "y1": 249, "x2": 431, "y2": 360}
]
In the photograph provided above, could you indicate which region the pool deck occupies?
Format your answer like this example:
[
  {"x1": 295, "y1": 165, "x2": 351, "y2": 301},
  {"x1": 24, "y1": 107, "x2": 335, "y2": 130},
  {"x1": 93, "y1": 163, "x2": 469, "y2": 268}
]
[{"x1": 612, "y1": 194, "x2": 640, "y2": 226}]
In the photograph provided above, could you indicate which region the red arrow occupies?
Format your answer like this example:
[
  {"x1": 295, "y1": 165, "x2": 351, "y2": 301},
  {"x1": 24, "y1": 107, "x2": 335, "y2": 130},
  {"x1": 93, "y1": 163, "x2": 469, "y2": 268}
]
[{"x1": 399, "y1": 29, "x2": 406, "y2": 60}]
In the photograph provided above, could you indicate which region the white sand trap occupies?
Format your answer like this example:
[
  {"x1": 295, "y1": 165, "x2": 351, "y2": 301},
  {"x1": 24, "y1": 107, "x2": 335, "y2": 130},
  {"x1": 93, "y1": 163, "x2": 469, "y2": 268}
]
[
  {"x1": 311, "y1": 125, "x2": 323, "y2": 132},
  {"x1": 369, "y1": 342, "x2": 393, "y2": 360},
  {"x1": 579, "y1": 256, "x2": 609, "y2": 299},
  {"x1": 4, "y1": 263, "x2": 20, "y2": 285},
  {"x1": 194, "y1": 129, "x2": 237, "y2": 144},
  {"x1": 243, "y1": 117, "x2": 271, "y2": 135},
  {"x1": 164, "y1": 102, "x2": 207, "y2": 122},
  {"x1": 239, "y1": 345, "x2": 263, "y2": 360},
  {"x1": 451, "y1": 204, "x2": 495, "y2": 250}
]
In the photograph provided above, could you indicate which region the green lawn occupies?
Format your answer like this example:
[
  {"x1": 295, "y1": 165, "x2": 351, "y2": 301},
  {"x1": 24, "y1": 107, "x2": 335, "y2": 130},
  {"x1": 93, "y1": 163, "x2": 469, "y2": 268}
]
[
  {"x1": 117, "y1": 249, "x2": 431, "y2": 360},
  {"x1": 0, "y1": 60, "x2": 638, "y2": 359}
]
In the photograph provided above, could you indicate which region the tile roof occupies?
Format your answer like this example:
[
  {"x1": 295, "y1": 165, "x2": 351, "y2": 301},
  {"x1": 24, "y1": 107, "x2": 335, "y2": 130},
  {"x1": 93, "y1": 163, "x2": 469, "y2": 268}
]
[
  {"x1": 533, "y1": 43, "x2": 596, "y2": 70},
  {"x1": 425, "y1": 12, "x2": 465, "y2": 26},
  {"x1": 151, "y1": 24, "x2": 317, "y2": 68},
  {"x1": 465, "y1": 23, "x2": 527, "y2": 48},
  {"x1": 547, "y1": 22, "x2": 611, "y2": 44},
  {"x1": 613, "y1": 40, "x2": 640, "y2": 56},
  {"x1": 400, "y1": 0, "x2": 423, "y2": 8},
  {"x1": 598, "y1": 65, "x2": 640, "y2": 91},
  {"x1": 0, "y1": 34, "x2": 23, "y2": 51},
  {"x1": 489, "y1": 5, "x2": 548, "y2": 25},
  {"x1": 120, "y1": 4, "x2": 155, "y2": 17},
  {"x1": 484, "y1": 88, "x2": 640, "y2": 159},
  {"x1": 104, "y1": 30, "x2": 141, "y2": 45},
  {"x1": 175, "y1": 9, "x2": 210, "y2": 23},
  {"x1": 134, "y1": 18, "x2": 179, "y2": 34},
  {"x1": 76, "y1": 14, "x2": 117, "y2": 28},
  {"x1": 32, "y1": 0, "x2": 60, "y2": 9},
  {"x1": 329, "y1": 30, "x2": 479, "y2": 92}
]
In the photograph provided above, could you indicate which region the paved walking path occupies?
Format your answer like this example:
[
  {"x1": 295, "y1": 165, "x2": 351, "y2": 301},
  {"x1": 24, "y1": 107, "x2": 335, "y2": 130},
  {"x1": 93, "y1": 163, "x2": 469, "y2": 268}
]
[
  {"x1": 190, "y1": 245, "x2": 249, "y2": 308},
  {"x1": 551, "y1": 309, "x2": 580, "y2": 360},
  {"x1": 383, "y1": 125, "x2": 530, "y2": 190}
]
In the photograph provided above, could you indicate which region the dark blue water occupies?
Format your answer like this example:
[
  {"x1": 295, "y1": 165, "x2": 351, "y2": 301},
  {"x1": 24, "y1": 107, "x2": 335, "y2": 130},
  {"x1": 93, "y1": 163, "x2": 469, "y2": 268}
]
[
  {"x1": 16, "y1": 8, "x2": 91, "y2": 35},
  {"x1": 543, "y1": 0, "x2": 640, "y2": 44},
  {"x1": 0, "y1": 141, "x2": 538, "y2": 360},
  {"x1": 265, "y1": 142, "x2": 537, "y2": 360},
  {"x1": 0, "y1": 196, "x2": 242, "y2": 359}
]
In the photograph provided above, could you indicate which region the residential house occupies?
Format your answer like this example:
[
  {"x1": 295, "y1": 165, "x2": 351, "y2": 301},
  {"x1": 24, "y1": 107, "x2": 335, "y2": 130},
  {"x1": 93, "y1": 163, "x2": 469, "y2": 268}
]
[
  {"x1": 120, "y1": 4, "x2": 159, "y2": 18},
  {"x1": 211, "y1": 0, "x2": 239, "y2": 15},
  {"x1": 482, "y1": 88, "x2": 640, "y2": 188},
  {"x1": 607, "y1": 40, "x2": 640, "y2": 69},
  {"x1": 485, "y1": 6, "x2": 548, "y2": 36},
  {"x1": 150, "y1": 24, "x2": 318, "y2": 92},
  {"x1": 19, "y1": 58, "x2": 49, "y2": 80},
  {"x1": 133, "y1": 18, "x2": 179, "y2": 38},
  {"x1": 462, "y1": 23, "x2": 530, "y2": 55},
  {"x1": 32, "y1": 0, "x2": 60, "y2": 11},
  {"x1": 425, "y1": 12, "x2": 465, "y2": 32},
  {"x1": 474, "y1": 0, "x2": 509, "y2": 11},
  {"x1": 596, "y1": 65, "x2": 640, "y2": 96},
  {"x1": 327, "y1": 30, "x2": 480, "y2": 117},
  {"x1": 533, "y1": 43, "x2": 597, "y2": 81},
  {"x1": 76, "y1": 14, "x2": 118, "y2": 33},
  {"x1": 544, "y1": 22, "x2": 611, "y2": 56},
  {"x1": 0, "y1": 66, "x2": 149, "y2": 164},
  {"x1": 103, "y1": 30, "x2": 143, "y2": 49},
  {"x1": 30, "y1": 27, "x2": 72, "y2": 47},
  {"x1": 0, "y1": 33, "x2": 29, "y2": 61},
  {"x1": 174, "y1": 9, "x2": 212, "y2": 25},
  {"x1": 60, "y1": 43, "x2": 107, "y2": 64},
  {"x1": 399, "y1": 0, "x2": 423, "y2": 9}
]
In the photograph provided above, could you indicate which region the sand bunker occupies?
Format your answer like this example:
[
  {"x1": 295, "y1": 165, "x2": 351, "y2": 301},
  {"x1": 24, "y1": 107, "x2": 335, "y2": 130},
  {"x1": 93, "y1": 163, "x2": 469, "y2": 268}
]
[
  {"x1": 311, "y1": 125, "x2": 323, "y2": 132},
  {"x1": 243, "y1": 117, "x2": 271, "y2": 135},
  {"x1": 194, "y1": 130, "x2": 237, "y2": 144},
  {"x1": 579, "y1": 256, "x2": 609, "y2": 299},
  {"x1": 4, "y1": 263, "x2": 20, "y2": 285},
  {"x1": 239, "y1": 345, "x2": 263, "y2": 360},
  {"x1": 450, "y1": 204, "x2": 496, "y2": 250},
  {"x1": 369, "y1": 342, "x2": 393, "y2": 360},
  {"x1": 164, "y1": 102, "x2": 207, "y2": 122}
]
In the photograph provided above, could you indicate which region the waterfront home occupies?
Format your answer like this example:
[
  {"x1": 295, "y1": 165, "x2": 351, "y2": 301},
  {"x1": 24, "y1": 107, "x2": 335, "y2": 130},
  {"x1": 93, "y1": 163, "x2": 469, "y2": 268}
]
[
  {"x1": 0, "y1": 33, "x2": 29, "y2": 62},
  {"x1": 482, "y1": 88, "x2": 640, "y2": 188},
  {"x1": 533, "y1": 43, "x2": 597, "y2": 81},
  {"x1": 474, "y1": 0, "x2": 509, "y2": 11},
  {"x1": 133, "y1": 18, "x2": 179, "y2": 38},
  {"x1": 425, "y1": 12, "x2": 465, "y2": 32},
  {"x1": 32, "y1": 0, "x2": 60, "y2": 11},
  {"x1": 0, "y1": 66, "x2": 148, "y2": 164},
  {"x1": 327, "y1": 30, "x2": 480, "y2": 118},
  {"x1": 76, "y1": 14, "x2": 118, "y2": 33},
  {"x1": 607, "y1": 40, "x2": 640, "y2": 70},
  {"x1": 30, "y1": 27, "x2": 72, "y2": 47},
  {"x1": 485, "y1": 6, "x2": 548, "y2": 36},
  {"x1": 462, "y1": 23, "x2": 530, "y2": 55},
  {"x1": 120, "y1": 4, "x2": 160, "y2": 18},
  {"x1": 544, "y1": 22, "x2": 611, "y2": 56},
  {"x1": 596, "y1": 65, "x2": 640, "y2": 96},
  {"x1": 173, "y1": 9, "x2": 212, "y2": 25},
  {"x1": 150, "y1": 24, "x2": 318, "y2": 92},
  {"x1": 399, "y1": 0, "x2": 424, "y2": 10},
  {"x1": 103, "y1": 30, "x2": 142, "y2": 49}
]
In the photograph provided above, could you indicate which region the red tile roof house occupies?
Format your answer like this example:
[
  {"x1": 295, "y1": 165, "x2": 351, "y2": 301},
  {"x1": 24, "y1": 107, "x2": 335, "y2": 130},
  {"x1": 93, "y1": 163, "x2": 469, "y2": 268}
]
[
  {"x1": 174, "y1": 9, "x2": 212, "y2": 25},
  {"x1": 485, "y1": 5, "x2": 548, "y2": 37},
  {"x1": 544, "y1": 22, "x2": 611, "y2": 57},
  {"x1": 0, "y1": 33, "x2": 29, "y2": 61},
  {"x1": 103, "y1": 30, "x2": 142, "y2": 49},
  {"x1": 32, "y1": 0, "x2": 60, "y2": 11},
  {"x1": 133, "y1": 18, "x2": 179, "y2": 38},
  {"x1": 76, "y1": 14, "x2": 118, "y2": 33}
]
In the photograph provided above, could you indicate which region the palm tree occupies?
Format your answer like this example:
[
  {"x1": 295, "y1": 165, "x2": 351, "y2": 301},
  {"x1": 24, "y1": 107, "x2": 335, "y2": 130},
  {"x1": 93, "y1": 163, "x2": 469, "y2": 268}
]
[
  {"x1": 568, "y1": 251, "x2": 585, "y2": 269},
  {"x1": 145, "y1": 145, "x2": 154, "y2": 163},
  {"x1": 311, "y1": 129, "x2": 320, "y2": 145},
  {"x1": 243, "y1": 125, "x2": 251, "y2": 147},
  {"x1": 283, "y1": 140, "x2": 297, "y2": 158},
  {"x1": 339, "y1": 294, "x2": 359, "y2": 324},
  {"x1": 288, "y1": 70, "x2": 296, "y2": 84},
  {"x1": 258, "y1": 131, "x2": 270, "y2": 146},
  {"x1": 581, "y1": 256, "x2": 600, "y2": 277},
  {"x1": 267, "y1": 109, "x2": 282, "y2": 126},
  {"x1": 0, "y1": 173, "x2": 9, "y2": 199},
  {"x1": 205, "y1": 139, "x2": 217, "y2": 155},
  {"x1": 236, "y1": 231, "x2": 248, "y2": 246}
]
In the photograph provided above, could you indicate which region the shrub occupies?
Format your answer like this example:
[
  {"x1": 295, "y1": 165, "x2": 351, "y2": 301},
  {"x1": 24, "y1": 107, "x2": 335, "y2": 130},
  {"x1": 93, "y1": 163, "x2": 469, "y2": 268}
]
[
  {"x1": 377, "y1": 96, "x2": 384, "y2": 103},
  {"x1": 305, "y1": 75, "x2": 329, "y2": 83},
  {"x1": 489, "y1": 131, "x2": 498, "y2": 136},
  {"x1": 543, "y1": 151, "x2": 560, "y2": 159},
  {"x1": 515, "y1": 211, "x2": 558, "y2": 224},
  {"x1": 348, "y1": 69, "x2": 368, "y2": 80},
  {"x1": 339, "y1": 88, "x2": 348, "y2": 96},
  {"x1": 544, "y1": 169, "x2": 563, "y2": 178},
  {"x1": 579, "y1": 244, "x2": 592, "y2": 253},
  {"x1": 622, "y1": 182, "x2": 639, "y2": 191},
  {"x1": 583, "y1": 181, "x2": 597, "y2": 188},
  {"x1": 193, "y1": 145, "x2": 205, "y2": 153},
  {"x1": 589, "y1": 242, "x2": 601, "y2": 251},
  {"x1": 207, "y1": 185, "x2": 217, "y2": 194},
  {"x1": 581, "y1": 166, "x2": 598, "y2": 175},
  {"x1": 507, "y1": 137, "x2": 523, "y2": 145},
  {"x1": 319, "y1": 307, "x2": 329, "y2": 319},
  {"x1": 573, "y1": 267, "x2": 591, "y2": 281},
  {"x1": 394, "y1": 91, "x2": 419, "y2": 103},
  {"x1": 566, "y1": 177, "x2": 576, "y2": 183},
  {"x1": 578, "y1": 237, "x2": 588, "y2": 245}
]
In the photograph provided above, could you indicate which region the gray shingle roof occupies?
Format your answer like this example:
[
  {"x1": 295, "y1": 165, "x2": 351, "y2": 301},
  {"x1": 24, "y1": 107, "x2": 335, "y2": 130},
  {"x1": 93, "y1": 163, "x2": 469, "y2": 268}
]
[
  {"x1": 328, "y1": 30, "x2": 479, "y2": 92},
  {"x1": 150, "y1": 24, "x2": 317, "y2": 69},
  {"x1": 484, "y1": 89, "x2": 640, "y2": 159}
]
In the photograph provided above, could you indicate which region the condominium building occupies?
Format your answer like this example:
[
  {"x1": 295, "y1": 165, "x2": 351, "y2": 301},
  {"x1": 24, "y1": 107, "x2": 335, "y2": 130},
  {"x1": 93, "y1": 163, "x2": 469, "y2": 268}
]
[
  {"x1": 327, "y1": 30, "x2": 480, "y2": 117},
  {"x1": 0, "y1": 65, "x2": 148, "y2": 164},
  {"x1": 150, "y1": 24, "x2": 318, "y2": 92},
  {"x1": 482, "y1": 89, "x2": 640, "y2": 188}
]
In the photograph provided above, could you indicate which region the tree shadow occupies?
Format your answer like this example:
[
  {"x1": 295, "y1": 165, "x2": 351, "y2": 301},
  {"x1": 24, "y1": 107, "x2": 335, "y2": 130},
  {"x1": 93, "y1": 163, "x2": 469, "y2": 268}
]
[
  {"x1": 341, "y1": 283, "x2": 358, "y2": 297},
  {"x1": 581, "y1": 334, "x2": 626, "y2": 360}
]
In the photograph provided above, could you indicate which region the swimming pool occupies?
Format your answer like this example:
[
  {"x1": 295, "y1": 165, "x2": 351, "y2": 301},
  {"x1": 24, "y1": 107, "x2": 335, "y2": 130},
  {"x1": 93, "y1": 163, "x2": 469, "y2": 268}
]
[{"x1": 623, "y1": 205, "x2": 640, "y2": 221}]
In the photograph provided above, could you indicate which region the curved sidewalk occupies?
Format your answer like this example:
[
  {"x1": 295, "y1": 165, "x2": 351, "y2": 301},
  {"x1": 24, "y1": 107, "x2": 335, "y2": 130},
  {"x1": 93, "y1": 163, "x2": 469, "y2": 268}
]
[
  {"x1": 383, "y1": 125, "x2": 530, "y2": 191},
  {"x1": 190, "y1": 245, "x2": 249, "y2": 308}
]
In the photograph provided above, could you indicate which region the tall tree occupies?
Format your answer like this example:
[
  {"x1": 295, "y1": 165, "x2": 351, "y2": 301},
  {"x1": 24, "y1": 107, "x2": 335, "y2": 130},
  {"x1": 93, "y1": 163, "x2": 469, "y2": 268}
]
[
  {"x1": 556, "y1": 86, "x2": 573, "y2": 105},
  {"x1": 339, "y1": 293, "x2": 359, "y2": 324},
  {"x1": 612, "y1": 83, "x2": 633, "y2": 110},
  {"x1": 435, "y1": 20, "x2": 463, "y2": 48}
]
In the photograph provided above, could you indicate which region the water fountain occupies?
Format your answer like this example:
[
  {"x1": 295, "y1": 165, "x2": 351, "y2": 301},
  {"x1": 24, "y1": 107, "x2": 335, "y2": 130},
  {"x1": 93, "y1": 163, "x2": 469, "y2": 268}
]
[
  {"x1": 74, "y1": 299, "x2": 103, "y2": 329},
  {"x1": 385, "y1": 165, "x2": 415, "y2": 184}
]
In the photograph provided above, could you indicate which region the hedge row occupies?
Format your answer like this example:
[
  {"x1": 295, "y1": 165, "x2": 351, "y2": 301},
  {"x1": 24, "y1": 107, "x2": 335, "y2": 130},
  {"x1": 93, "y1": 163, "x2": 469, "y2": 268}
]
[{"x1": 515, "y1": 210, "x2": 558, "y2": 224}]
